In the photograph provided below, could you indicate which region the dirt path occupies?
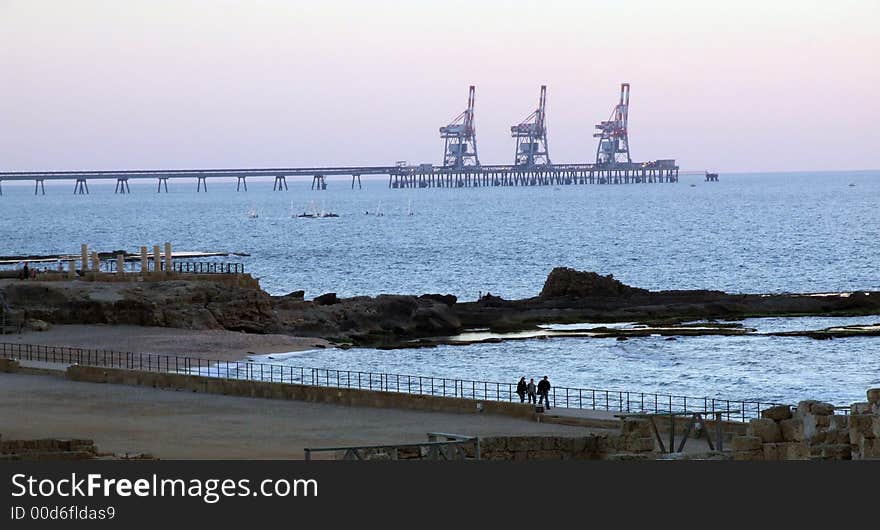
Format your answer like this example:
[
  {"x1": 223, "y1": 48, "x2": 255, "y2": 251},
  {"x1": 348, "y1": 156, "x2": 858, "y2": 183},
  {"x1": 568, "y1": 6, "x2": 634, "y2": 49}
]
[{"x1": 0, "y1": 372, "x2": 590, "y2": 459}]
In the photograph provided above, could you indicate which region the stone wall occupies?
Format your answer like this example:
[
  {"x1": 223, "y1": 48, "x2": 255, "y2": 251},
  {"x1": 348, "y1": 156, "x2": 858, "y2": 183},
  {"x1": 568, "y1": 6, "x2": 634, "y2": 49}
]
[
  {"x1": 0, "y1": 437, "x2": 98, "y2": 461},
  {"x1": 732, "y1": 390, "x2": 880, "y2": 461},
  {"x1": 65, "y1": 365, "x2": 535, "y2": 420}
]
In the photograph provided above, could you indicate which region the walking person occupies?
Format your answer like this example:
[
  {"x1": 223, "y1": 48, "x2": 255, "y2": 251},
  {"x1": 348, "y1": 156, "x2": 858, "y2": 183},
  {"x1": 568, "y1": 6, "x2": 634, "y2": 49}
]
[
  {"x1": 516, "y1": 376, "x2": 527, "y2": 403},
  {"x1": 537, "y1": 375, "x2": 552, "y2": 410},
  {"x1": 526, "y1": 378, "x2": 537, "y2": 404}
]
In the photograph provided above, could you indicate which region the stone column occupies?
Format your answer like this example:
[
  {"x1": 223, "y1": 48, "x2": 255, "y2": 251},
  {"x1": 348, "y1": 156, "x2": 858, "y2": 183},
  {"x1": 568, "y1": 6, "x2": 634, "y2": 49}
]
[
  {"x1": 164, "y1": 242, "x2": 172, "y2": 274},
  {"x1": 153, "y1": 245, "x2": 161, "y2": 273},
  {"x1": 140, "y1": 246, "x2": 148, "y2": 275},
  {"x1": 81, "y1": 244, "x2": 88, "y2": 272},
  {"x1": 67, "y1": 260, "x2": 76, "y2": 279},
  {"x1": 116, "y1": 254, "x2": 125, "y2": 278},
  {"x1": 91, "y1": 252, "x2": 100, "y2": 273}
]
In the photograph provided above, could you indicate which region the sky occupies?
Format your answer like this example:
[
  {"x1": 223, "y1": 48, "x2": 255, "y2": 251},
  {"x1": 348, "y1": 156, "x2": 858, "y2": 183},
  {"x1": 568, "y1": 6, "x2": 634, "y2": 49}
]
[{"x1": 1, "y1": 0, "x2": 878, "y2": 173}]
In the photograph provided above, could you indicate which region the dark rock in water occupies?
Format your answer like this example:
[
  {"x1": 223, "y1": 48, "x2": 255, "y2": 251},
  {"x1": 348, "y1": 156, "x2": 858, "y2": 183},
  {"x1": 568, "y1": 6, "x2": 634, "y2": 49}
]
[
  {"x1": 419, "y1": 294, "x2": 457, "y2": 306},
  {"x1": 616, "y1": 336, "x2": 628, "y2": 341},
  {"x1": 313, "y1": 293, "x2": 339, "y2": 305},
  {"x1": 285, "y1": 290, "x2": 305, "y2": 299},
  {"x1": 665, "y1": 337, "x2": 678, "y2": 341},
  {"x1": 540, "y1": 268, "x2": 648, "y2": 299}
]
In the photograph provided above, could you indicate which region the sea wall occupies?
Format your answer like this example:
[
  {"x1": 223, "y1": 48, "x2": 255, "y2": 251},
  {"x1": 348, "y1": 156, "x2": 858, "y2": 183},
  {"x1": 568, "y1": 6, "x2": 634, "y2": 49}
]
[{"x1": 65, "y1": 365, "x2": 535, "y2": 420}]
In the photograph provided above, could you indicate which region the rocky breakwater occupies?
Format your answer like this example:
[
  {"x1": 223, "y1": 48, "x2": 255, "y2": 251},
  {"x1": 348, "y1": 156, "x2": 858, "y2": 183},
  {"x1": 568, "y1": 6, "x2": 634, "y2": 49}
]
[
  {"x1": 454, "y1": 267, "x2": 880, "y2": 330},
  {"x1": 0, "y1": 278, "x2": 461, "y2": 344},
  {"x1": 271, "y1": 292, "x2": 460, "y2": 345},
  {"x1": 0, "y1": 278, "x2": 279, "y2": 333}
]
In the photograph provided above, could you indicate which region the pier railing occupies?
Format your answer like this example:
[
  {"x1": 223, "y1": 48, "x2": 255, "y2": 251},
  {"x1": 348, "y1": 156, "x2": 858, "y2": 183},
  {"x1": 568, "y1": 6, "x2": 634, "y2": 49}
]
[
  {"x1": 102, "y1": 260, "x2": 244, "y2": 274},
  {"x1": 0, "y1": 342, "x2": 783, "y2": 423}
]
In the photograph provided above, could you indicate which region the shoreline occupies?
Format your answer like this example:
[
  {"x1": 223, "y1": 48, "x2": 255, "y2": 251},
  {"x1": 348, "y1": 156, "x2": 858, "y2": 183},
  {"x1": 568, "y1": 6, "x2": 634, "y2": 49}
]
[{"x1": 0, "y1": 324, "x2": 329, "y2": 362}]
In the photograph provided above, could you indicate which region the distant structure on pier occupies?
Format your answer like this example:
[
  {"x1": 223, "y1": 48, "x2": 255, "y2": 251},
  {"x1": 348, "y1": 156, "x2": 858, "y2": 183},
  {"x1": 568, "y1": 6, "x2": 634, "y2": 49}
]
[
  {"x1": 439, "y1": 86, "x2": 480, "y2": 169},
  {"x1": 510, "y1": 85, "x2": 551, "y2": 167},
  {"x1": 0, "y1": 82, "x2": 681, "y2": 194},
  {"x1": 594, "y1": 83, "x2": 632, "y2": 166}
]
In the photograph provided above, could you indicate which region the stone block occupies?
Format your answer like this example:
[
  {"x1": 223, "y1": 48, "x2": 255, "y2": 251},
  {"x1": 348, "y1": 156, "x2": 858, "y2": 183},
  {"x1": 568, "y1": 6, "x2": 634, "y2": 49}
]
[
  {"x1": 867, "y1": 388, "x2": 880, "y2": 405},
  {"x1": 733, "y1": 449, "x2": 764, "y2": 461},
  {"x1": 621, "y1": 419, "x2": 653, "y2": 437},
  {"x1": 784, "y1": 442, "x2": 810, "y2": 460},
  {"x1": 731, "y1": 436, "x2": 762, "y2": 452},
  {"x1": 747, "y1": 418, "x2": 782, "y2": 443},
  {"x1": 762, "y1": 442, "x2": 787, "y2": 461},
  {"x1": 780, "y1": 418, "x2": 805, "y2": 442},
  {"x1": 819, "y1": 444, "x2": 852, "y2": 460},
  {"x1": 851, "y1": 402, "x2": 872, "y2": 415},
  {"x1": 859, "y1": 439, "x2": 880, "y2": 460},
  {"x1": 828, "y1": 415, "x2": 849, "y2": 431},
  {"x1": 797, "y1": 400, "x2": 835, "y2": 417},
  {"x1": 802, "y1": 413, "x2": 831, "y2": 440},
  {"x1": 761, "y1": 405, "x2": 793, "y2": 421},
  {"x1": 626, "y1": 437, "x2": 656, "y2": 453}
]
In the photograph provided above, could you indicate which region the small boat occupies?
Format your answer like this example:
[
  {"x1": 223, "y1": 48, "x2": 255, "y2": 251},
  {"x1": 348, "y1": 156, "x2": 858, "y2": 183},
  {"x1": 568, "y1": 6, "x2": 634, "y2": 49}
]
[
  {"x1": 297, "y1": 201, "x2": 319, "y2": 218},
  {"x1": 848, "y1": 183, "x2": 856, "y2": 187},
  {"x1": 689, "y1": 184, "x2": 696, "y2": 187}
]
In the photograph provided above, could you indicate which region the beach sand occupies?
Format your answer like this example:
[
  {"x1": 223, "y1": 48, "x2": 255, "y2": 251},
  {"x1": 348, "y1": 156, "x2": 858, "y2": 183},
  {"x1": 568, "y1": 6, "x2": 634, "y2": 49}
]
[{"x1": 1, "y1": 324, "x2": 328, "y2": 361}]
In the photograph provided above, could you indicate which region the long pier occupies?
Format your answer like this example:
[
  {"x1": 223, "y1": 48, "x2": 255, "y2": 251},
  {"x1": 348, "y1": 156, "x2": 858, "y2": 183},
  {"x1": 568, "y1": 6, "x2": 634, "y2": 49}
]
[{"x1": 0, "y1": 160, "x2": 678, "y2": 195}]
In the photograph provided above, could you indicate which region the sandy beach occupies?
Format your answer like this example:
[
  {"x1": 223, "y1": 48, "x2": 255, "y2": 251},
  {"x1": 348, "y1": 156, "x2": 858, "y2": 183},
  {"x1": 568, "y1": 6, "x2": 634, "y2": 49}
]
[{"x1": 0, "y1": 324, "x2": 329, "y2": 361}]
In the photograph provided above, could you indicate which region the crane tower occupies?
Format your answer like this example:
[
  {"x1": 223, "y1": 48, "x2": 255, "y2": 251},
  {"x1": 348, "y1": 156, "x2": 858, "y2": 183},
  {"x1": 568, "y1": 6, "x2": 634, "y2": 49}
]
[
  {"x1": 510, "y1": 85, "x2": 551, "y2": 167},
  {"x1": 439, "y1": 86, "x2": 480, "y2": 168},
  {"x1": 594, "y1": 83, "x2": 632, "y2": 166}
]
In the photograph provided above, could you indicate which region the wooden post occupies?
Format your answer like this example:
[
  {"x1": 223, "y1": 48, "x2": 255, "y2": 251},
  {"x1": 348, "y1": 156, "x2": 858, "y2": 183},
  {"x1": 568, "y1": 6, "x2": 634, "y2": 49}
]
[
  {"x1": 140, "y1": 246, "x2": 148, "y2": 275},
  {"x1": 81, "y1": 244, "x2": 88, "y2": 272},
  {"x1": 153, "y1": 245, "x2": 161, "y2": 273},
  {"x1": 164, "y1": 242, "x2": 172, "y2": 274}
]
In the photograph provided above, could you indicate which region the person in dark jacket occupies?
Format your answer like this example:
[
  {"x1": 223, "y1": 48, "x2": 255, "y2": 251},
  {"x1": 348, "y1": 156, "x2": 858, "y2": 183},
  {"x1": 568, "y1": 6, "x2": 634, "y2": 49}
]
[
  {"x1": 516, "y1": 377, "x2": 527, "y2": 403},
  {"x1": 537, "y1": 376, "x2": 551, "y2": 410}
]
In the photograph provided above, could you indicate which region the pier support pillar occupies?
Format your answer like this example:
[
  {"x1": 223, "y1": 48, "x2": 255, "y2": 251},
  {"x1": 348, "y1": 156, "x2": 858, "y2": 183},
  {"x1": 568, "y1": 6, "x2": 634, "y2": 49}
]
[
  {"x1": 197, "y1": 176, "x2": 207, "y2": 192},
  {"x1": 164, "y1": 242, "x2": 172, "y2": 274},
  {"x1": 115, "y1": 178, "x2": 130, "y2": 194},
  {"x1": 81, "y1": 244, "x2": 89, "y2": 272},
  {"x1": 311, "y1": 175, "x2": 326, "y2": 190},
  {"x1": 153, "y1": 245, "x2": 161, "y2": 273},
  {"x1": 351, "y1": 174, "x2": 361, "y2": 189},
  {"x1": 157, "y1": 177, "x2": 169, "y2": 193},
  {"x1": 116, "y1": 254, "x2": 125, "y2": 277},
  {"x1": 273, "y1": 176, "x2": 288, "y2": 191},
  {"x1": 74, "y1": 179, "x2": 89, "y2": 194},
  {"x1": 140, "y1": 246, "x2": 148, "y2": 275},
  {"x1": 34, "y1": 179, "x2": 46, "y2": 195},
  {"x1": 236, "y1": 176, "x2": 247, "y2": 191}
]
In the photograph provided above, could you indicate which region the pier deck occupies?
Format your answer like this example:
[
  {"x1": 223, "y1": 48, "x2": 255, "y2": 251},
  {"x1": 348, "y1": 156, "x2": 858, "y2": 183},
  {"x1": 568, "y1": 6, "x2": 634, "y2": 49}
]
[{"x1": 0, "y1": 160, "x2": 678, "y2": 194}]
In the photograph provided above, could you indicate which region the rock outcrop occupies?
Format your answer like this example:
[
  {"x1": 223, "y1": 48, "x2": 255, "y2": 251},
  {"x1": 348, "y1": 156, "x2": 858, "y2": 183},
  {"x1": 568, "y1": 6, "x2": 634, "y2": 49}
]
[{"x1": 540, "y1": 268, "x2": 647, "y2": 299}]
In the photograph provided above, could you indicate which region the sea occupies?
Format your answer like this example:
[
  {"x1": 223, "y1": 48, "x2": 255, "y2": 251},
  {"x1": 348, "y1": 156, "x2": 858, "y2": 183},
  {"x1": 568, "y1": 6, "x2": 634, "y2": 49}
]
[{"x1": 2, "y1": 170, "x2": 879, "y2": 405}]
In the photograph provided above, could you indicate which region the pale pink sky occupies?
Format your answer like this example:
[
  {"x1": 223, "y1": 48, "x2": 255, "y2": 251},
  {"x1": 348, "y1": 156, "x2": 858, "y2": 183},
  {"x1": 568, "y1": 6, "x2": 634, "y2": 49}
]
[{"x1": 1, "y1": 0, "x2": 877, "y2": 172}]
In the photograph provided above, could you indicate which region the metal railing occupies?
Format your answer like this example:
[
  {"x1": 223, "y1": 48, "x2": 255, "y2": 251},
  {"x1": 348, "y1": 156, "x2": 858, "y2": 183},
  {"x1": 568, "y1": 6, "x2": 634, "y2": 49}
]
[
  {"x1": 0, "y1": 342, "x2": 783, "y2": 423},
  {"x1": 102, "y1": 260, "x2": 243, "y2": 274}
]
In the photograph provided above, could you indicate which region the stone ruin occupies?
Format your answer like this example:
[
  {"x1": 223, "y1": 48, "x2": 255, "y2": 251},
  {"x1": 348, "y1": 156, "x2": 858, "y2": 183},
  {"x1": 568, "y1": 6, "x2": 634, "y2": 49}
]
[{"x1": 732, "y1": 388, "x2": 880, "y2": 461}]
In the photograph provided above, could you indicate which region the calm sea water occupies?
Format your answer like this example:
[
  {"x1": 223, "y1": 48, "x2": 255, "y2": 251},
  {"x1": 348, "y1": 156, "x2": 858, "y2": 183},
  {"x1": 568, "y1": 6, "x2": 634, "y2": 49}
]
[{"x1": 2, "y1": 170, "x2": 879, "y2": 405}]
